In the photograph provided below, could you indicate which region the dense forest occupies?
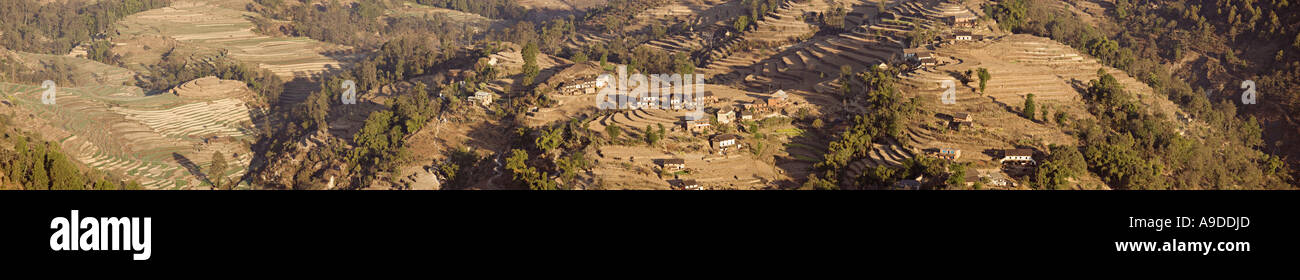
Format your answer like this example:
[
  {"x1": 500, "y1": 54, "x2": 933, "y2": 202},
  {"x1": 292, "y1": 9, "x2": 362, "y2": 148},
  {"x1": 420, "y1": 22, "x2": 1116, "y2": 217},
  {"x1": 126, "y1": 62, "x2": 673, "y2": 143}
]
[
  {"x1": 0, "y1": 119, "x2": 142, "y2": 190},
  {"x1": 0, "y1": 0, "x2": 171, "y2": 55},
  {"x1": 248, "y1": 0, "x2": 484, "y2": 49},
  {"x1": 412, "y1": 0, "x2": 528, "y2": 20}
]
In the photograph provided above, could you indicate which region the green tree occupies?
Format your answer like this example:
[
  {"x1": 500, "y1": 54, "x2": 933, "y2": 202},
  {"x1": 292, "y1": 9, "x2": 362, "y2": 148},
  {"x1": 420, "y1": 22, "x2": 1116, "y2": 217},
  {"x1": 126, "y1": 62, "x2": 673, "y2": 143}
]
[
  {"x1": 29, "y1": 149, "x2": 48, "y2": 190},
  {"x1": 521, "y1": 42, "x2": 540, "y2": 86},
  {"x1": 644, "y1": 124, "x2": 660, "y2": 145},
  {"x1": 599, "y1": 51, "x2": 609, "y2": 69},
  {"x1": 976, "y1": 68, "x2": 991, "y2": 94},
  {"x1": 733, "y1": 15, "x2": 751, "y2": 32},
  {"x1": 672, "y1": 52, "x2": 694, "y2": 74},
  {"x1": 1023, "y1": 93, "x2": 1037, "y2": 120},
  {"x1": 945, "y1": 163, "x2": 967, "y2": 188},
  {"x1": 48, "y1": 150, "x2": 84, "y2": 190},
  {"x1": 572, "y1": 51, "x2": 588, "y2": 63},
  {"x1": 209, "y1": 151, "x2": 228, "y2": 189},
  {"x1": 605, "y1": 125, "x2": 621, "y2": 141},
  {"x1": 86, "y1": 40, "x2": 117, "y2": 64}
]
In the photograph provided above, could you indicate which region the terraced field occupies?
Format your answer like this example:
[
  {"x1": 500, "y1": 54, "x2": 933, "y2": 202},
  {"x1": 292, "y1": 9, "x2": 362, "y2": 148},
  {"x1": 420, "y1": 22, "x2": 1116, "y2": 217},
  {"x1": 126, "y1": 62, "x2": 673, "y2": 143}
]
[
  {"x1": 725, "y1": 0, "x2": 955, "y2": 90},
  {"x1": 592, "y1": 145, "x2": 782, "y2": 190},
  {"x1": 0, "y1": 77, "x2": 257, "y2": 189},
  {"x1": 116, "y1": 0, "x2": 353, "y2": 104},
  {"x1": 3, "y1": 50, "x2": 138, "y2": 87}
]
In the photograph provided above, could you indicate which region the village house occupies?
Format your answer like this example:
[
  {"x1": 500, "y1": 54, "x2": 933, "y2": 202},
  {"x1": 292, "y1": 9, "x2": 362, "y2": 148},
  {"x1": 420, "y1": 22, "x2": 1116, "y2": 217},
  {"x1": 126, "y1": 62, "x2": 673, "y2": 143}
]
[
  {"x1": 947, "y1": 14, "x2": 978, "y2": 28},
  {"x1": 685, "y1": 115, "x2": 711, "y2": 133},
  {"x1": 678, "y1": 179, "x2": 703, "y2": 190},
  {"x1": 767, "y1": 90, "x2": 788, "y2": 108},
  {"x1": 919, "y1": 57, "x2": 938, "y2": 67},
  {"x1": 904, "y1": 48, "x2": 929, "y2": 60},
  {"x1": 716, "y1": 107, "x2": 736, "y2": 124},
  {"x1": 928, "y1": 148, "x2": 962, "y2": 161},
  {"x1": 1000, "y1": 149, "x2": 1036, "y2": 165},
  {"x1": 953, "y1": 31, "x2": 982, "y2": 42},
  {"x1": 660, "y1": 158, "x2": 686, "y2": 171},
  {"x1": 892, "y1": 175, "x2": 924, "y2": 190},
  {"x1": 468, "y1": 91, "x2": 494, "y2": 107},
  {"x1": 739, "y1": 110, "x2": 755, "y2": 121},
  {"x1": 559, "y1": 77, "x2": 606, "y2": 95},
  {"x1": 711, "y1": 134, "x2": 742, "y2": 152},
  {"x1": 951, "y1": 112, "x2": 974, "y2": 130}
]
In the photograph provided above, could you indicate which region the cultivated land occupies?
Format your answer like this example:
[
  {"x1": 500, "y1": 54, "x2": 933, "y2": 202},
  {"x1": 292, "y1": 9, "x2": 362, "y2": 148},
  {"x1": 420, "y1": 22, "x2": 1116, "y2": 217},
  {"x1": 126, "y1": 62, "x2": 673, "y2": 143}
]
[
  {"x1": 0, "y1": 0, "x2": 354, "y2": 189},
  {"x1": 115, "y1": 0, "x2": 354, "y2": 104},
  {"x1": 4, "y1": 0, "x2": 1289, "y2": 190},
  {"x1": 0, "y1": 75, "x2": 257, "y2": 189}
]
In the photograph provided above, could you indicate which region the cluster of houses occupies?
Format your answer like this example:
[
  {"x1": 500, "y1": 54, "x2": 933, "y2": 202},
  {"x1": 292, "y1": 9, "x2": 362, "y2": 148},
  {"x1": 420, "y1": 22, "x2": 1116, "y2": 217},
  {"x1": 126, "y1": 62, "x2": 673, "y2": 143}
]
[
  {"x1": 558, "y1": 77, "x2": 607, "y2": 95},
  {"x1": 657, "y1": 159, "x2": 707, "y2": 190},
  {"x1": 683, "y1": 90, "x2": 788, "y2": 133},
  {"x1": 901, "y1": 30, "x2": 985, "y2": 69},
  {"x1": 657, "y1": 159, "x2": 703, "y2": 190},
  {"x1": 904, "y1": 110, "x2": 1046, "y2": 188},
  {"x1": 917, "y1": 146, "x2": 1034, "y2": 189}
]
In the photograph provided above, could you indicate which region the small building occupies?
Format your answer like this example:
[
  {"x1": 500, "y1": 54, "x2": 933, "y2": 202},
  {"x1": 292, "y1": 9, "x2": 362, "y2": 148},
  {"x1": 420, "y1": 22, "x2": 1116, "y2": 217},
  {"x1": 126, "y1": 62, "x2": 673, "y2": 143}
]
[
  {"x1": 711, "y1": 134, "x2": 742, "y2": 152},
  {"x1": 929, "y1": 148, "x2": 962, "y2": 161},
  {"x1": 892, "y1": 175, "x2": 924, "y2": 190},
  {"x1": 954, "y1": 31, "x2": 982, "y2": 41},
  {"x1": 679, "y1": 179, "x2": 703, "y2": 190},
  {"x1": 661, "y1": 158, "x2": 686, "y2": 170},
  {"x1": 767, "y1": 90, "x2": 788, "y2": 108},
  {"x1": 919, "y1": 57, "x2": 938, "y2": 67},
  {"x1": 951, "y1": 112, "x2": 974, "y2": 130},
  {"x1": 468, "y1": 91, "x2": 494, "y2": 107},
  {"x1": 903, "y1": 48, "x2": 930, "y2": 61},
  {"x1": 948, "y1": 15, "x2": 978, "y2": 28},
  {"x1": 1000, "y1": 149, "x2": 1036, "y2": 164},
  {"x1": 685, "y1": 115, "x2": 711, "y2": 133},
  {"x1": 716, "y1": 108, "x2": 736, "y2": 124},
  {"x1": 739, "y1": 110, "x2": 755, "y2": 121},
  {"x1": 559, "y1": 78, "x2": 606, "y2": 95}
]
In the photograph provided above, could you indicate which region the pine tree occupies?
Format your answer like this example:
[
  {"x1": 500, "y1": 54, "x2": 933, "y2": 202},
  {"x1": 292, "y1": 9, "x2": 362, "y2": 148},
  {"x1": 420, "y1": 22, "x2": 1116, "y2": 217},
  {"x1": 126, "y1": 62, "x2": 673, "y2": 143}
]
[
  {"x1": 521, "y1": 42, "x2": 540, "y2": 86},
  {"x1": 209, "y1": 151, "x2": 228, "y2": 190},
  {"x1": 1023, "y1": 93, "x2": 1037, "y2": 120},
  {"x1": 29, "y1": 149, "x2": 48, "y2": 190},
  {"x1": 977, "y1": 68, "x2": 991, "y2": 94}
]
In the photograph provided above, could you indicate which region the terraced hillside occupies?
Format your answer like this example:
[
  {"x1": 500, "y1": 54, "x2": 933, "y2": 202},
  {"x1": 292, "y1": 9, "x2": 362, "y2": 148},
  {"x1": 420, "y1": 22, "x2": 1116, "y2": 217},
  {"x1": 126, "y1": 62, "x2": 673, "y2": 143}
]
[
  {"x1": 832, "y1": 33, "x2": 1192, "y2": 188},
  {"x1": 0, "y1": 76, "x2": 257, "y2": 189},
  {"x1": 718, "y1": 0, "x2": 959, "y2": 89},
  {"x1": 2, "y1": 49, "x2": 138, "y2": 87},
  {"x1": 115, "y1": 0, "x2": 354, "y2": 104}
]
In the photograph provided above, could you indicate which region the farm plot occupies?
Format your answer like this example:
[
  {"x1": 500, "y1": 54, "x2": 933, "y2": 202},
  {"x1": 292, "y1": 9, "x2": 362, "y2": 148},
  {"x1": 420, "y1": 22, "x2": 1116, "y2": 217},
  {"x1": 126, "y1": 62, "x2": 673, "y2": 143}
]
[{"x1": 0, "y1": 75, "x2": 258, "y2": 189}]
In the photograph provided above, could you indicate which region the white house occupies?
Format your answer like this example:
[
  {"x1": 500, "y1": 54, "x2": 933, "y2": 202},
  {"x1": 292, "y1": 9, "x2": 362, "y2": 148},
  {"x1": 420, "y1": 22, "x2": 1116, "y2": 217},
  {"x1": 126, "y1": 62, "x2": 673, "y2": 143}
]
[
  {"x1": 1000, "y1": 149, "x2": 1035, "y2": 164},
  {"x1": 468, "y1": 91, "x2": 494, "y2": 106},
  {"x1": 711, "y1": 134, "x2": 742, "y2": 152}
]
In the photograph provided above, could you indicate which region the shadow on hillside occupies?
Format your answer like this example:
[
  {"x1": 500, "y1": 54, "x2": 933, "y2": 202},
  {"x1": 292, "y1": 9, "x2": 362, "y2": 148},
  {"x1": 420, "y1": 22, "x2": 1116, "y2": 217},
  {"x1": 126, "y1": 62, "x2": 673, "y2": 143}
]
[
  {"x1": 771, "y1": 118, "x2": 832, "y2": 189},
  {"x1": 172, "y1": 152, "x2": 210, "y2": 188}
]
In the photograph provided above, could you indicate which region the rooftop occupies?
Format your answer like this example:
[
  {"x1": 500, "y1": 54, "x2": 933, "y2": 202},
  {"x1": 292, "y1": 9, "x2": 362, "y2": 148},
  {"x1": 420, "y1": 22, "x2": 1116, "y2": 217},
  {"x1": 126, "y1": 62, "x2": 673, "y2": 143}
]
[
  {"x1": 1005, "y1": 149, "x2": 1034, "y2": 157},
  {"x1": 712, "y1": 134, "x2": 740, "y2": 142}
]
